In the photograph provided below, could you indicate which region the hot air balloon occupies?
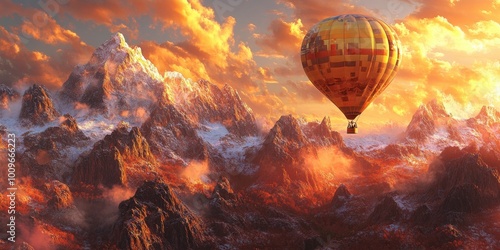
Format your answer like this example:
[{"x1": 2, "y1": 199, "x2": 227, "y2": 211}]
[{"x1": 300, "y1": 14, "x2": 402, "y2": 134}]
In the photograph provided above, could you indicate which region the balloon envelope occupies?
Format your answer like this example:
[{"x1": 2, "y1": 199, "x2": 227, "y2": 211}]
[{"x1": 301, "y1": 14, "x2": 402, "y2": 120}]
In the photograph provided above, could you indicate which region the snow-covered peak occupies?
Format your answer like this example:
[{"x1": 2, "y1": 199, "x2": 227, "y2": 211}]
[
  {"x1": 420, "y1": 99, "x2": 450, "y2": 119},
  {"x1": 0, "y1": 84, "x2": 18, "y2": 97},
  {"x1": 60, "y1": 33, "x2": 166, "y2": 124},
  {"x1": 160, "y1": 72, "x2": 258, "y2": 136},
  {"x1": 92, "y1": 33, "x2": 128, "y2": 59},
  {"x1": 265, "y1": 115, "x2": 308, "y2": 146},
  {"x1": 404, "y1": 99, "x2": 452, "y2": 142},
  {"x1": 474, "y1": 106, "x2": 499, "y2": 124},
  {"x1": 162, "y1": 71, "x2": 197, "y2": 102},
  {"x1": 87, "y1": 32, "x2": 163, "y2": 83}
]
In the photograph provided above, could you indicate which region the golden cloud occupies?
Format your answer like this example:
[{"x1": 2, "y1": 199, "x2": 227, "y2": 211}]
[
  {"x1": 410, "y1": 0, "x2": 500, "y2": 27},
  {"x1": 371, "y1": 16, "x2": 500, "y2": 124},
  {"x1": 19, "y1": 13, "x2": 84, "y2": 45},
  {"x1": 254, "y1": 18, "x2": 305, "y2": 57},
  {"x1": 0, "y1": 23, "x2": 93, "y2": 89}
]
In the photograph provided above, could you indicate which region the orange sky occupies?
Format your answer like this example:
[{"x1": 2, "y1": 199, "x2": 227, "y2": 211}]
[{"x1": 0, "y1": 0, "x2": 499, "y2": 132}]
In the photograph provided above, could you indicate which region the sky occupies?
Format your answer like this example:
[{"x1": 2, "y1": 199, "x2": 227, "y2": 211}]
[{"x1": 0, "y1": 0, "x2": 499, "y2": 132}]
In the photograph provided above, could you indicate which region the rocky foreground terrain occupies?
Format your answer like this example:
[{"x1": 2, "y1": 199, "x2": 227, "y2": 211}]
[{"x1": 0, "y1": 33, "x2": 499, "y2": 249}]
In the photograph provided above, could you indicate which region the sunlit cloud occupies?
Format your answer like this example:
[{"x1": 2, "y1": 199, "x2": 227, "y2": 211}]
[
  {"x1": 0, "y1": 26, "x2": 92, "y2": 89},
  {"x1": 254, "y1": 18, "x2": 305, "y2": 56},
  {"x1": 19, "y1": 13, "x2": 84, "y2": 45},
  {"x1": 410, "y1": 0, "x2": 500, "y2": 28}
]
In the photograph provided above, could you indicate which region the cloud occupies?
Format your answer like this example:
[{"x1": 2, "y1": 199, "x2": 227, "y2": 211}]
[
  {"x1": 0, "y1": 1, "x2": 93, "y2": 89},
  {"x1": 239, "y1": 90, "x2": 292, "y2": 123},
  {"x1": 257, "y1": 67, "x2": 277, "y2": 83},
  {"x1": 0, "y1": 0, "x2": 31, "y2": 17},
  {"x1": 19, "y1": 13, "x2": 84, "y2": 45},
  {"x1": 0, "y1": 27, "x2": 60, "y2": 88},
  {"x1": 368, "y1": 16, "x2": 500, "y2": 123},
  {"x1": 254, "y1": 18, "x2": 305, "y2": 57},
  {"x1": 277, "y1": 0, "x2": 373, "y2": 28},
  {"x1": 62, "y1": 0, "x2": 140, "y2": 27},
  {"x1": 139, "y1": 40, "x2": 210, "y2": 82},
  {"x1": 63, "y1": 0, "x2": 238, "y2": 64},
  {"x1": 279, "y1": 80, "x2": 325, "y2": 103},
  {"x1": 0, "y1": 24, "x2": 93, "y2": 89},
  {"x1": 409, "y1": 0, "x2": 500, "y2": 28}
]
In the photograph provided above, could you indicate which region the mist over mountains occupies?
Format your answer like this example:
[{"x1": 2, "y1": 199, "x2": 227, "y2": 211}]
[{"x1": 0, "y1": 33, "x2": 499, "y2": 249}]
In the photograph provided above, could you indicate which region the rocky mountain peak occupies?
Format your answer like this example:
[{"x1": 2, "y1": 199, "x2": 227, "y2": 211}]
[
  {"x1": 59, "y1": 114, "x2": 79, "y2": 133},
  {"x1": 367, "y1": 196, "x2": 403, "y2": 225},
  {"x1": 98, "y1": 32, "x2": 128, "y2": 53},
  {"x1": 72, "y1": 124, "x2": 156, "y2": 187},
  {"x1": 20, "y1": 113, "x2": 89, "y2": 180},
  {"x1": 212, "y1": 176, "x2": 236, "y2": 200},
  {"x1": 303, "y1": 116, "x2": 346, "y2": 147},
  {"x1": 19, "y1": 84, "x2": 60, "y2": 126},
  {"x1": 131, "y1": 180, "x2": 183, "y2": 209},
  {"x1": 60, "y1": 33, "x2": 163, "y2": 118},
  {"x1": 0, "y1": 83, "x2": 17, "y2": 96},
  {"x1": 404, "y1": 99, "x2": 450, "y2": 142},
  {"x1": 264, "y1": 115, "x2": 308, "y2": 147},
  {"x1": 432, "y1": 153, "x2": 499, "y2": 197},
  {"x1": 474, "y1": 106, "x2": 499, "y2": 125},
  {"x1": 112, "y1": 180, "x2": 206, "y2": 249},
  {"x1": 45, "y1": 180, "x2": 74, "y2": 209},
  {"x1": 319, "y1": 116, "x2": 332, "y2": 131},
  {"x1": 255, "y1": 115, "x2": 319, "y2": 189},
  {"x1": 331, "y1": 184, "x2": 351, "y2": 208},
  {"x1": 141, "y1": 101, "x2": 208, "y2": 164},
  {"x1": 427, "y1": 151, "x2": 500, "y2": 216},
  {"x1": 426, "y1": 99, "x2": 449, "y2": 117},
  {"x1": 162, "y1": 73, "x2": 258, "y2": 136},
  {"x1": 106, "y1": 124, "x2": 155, "y2": 162},
  {"x1": 0, "y1": 84, "x2": 19, "y2": 110},
  {"x1": 91, "y1": 32, "x2": 161, "y2": 77}
]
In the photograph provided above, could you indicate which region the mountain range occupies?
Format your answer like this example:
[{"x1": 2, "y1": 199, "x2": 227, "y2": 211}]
[{"x1": 0, "y1": 33, "x2": 499, "y2": 249}]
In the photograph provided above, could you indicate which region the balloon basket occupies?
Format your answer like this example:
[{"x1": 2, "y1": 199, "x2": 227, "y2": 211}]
[{"x1": 347, "y1": 127, "x2": 358, "y2": 134}]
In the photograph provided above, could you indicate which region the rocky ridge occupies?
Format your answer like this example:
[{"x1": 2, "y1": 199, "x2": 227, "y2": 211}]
[
  {"x1": 112, "y1": 180, "x2": 208, "y2": 249},
  {"x1": 19, "y1": 84, "x2": 60, "y2": 126},
  {"x1": 72, "y1": 123, "x2": 156, "y2": 187}
]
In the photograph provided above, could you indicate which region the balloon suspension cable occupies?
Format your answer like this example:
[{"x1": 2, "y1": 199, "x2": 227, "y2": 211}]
[
  {"x1": 353, "y1": 115, "x2": 360, "y2": 123},
  {"x1": 347, "y1": 115, "x2": 360, "y2": 134},
  {"x1": 348, "y1": 116, "x2": 360, "y2": 127}
]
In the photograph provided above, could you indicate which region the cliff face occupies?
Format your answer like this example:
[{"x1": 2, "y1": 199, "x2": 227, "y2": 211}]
[
  {"x1": 19, "y1": 84, "x2": 60, "y2": 126},
  {"x1": 112, "y1": 180, "x2": 207, "y2": 249},
  {"x1": 367, "y1": 196, "x2": 403, "y2": 225},
  {"x1": 20, "y1": 114, "x2": 89, "y2": 180},
  {"x1": 45, "y1": 180, "x2": 74, "y2": 210},
  {"x1": 254, "y1": 115, "x2": 319, "y2": 189},
  {"x1": 141, "y1": 102, "x2": 208, "y2": 165},
  {"x1": 162, "y1": 76, "x2": 259, "y2": 137},
  {"x1": 430, "y1": 148, "x2": 500, "y2": 199},
  {"x1": 73, "y1": 147, "x2": 126, "y2": 188},
  {"x1": 331, "y1": 184, "x2": 351, "y2": 208},
  {"x1": 72, "y1": 124, "x2": 156, "y2": 187},
  {"x1": 431, "y1": 152, "x2": 500, "y2": 214}
]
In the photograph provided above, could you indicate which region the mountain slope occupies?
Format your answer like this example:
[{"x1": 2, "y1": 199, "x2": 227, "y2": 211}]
[
  {"x1": 20, "y1": 84, "x2": 60, "y2": 126},
  {"x1": 60, "y1": 33, "x2": 164, "y2": 120}
]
